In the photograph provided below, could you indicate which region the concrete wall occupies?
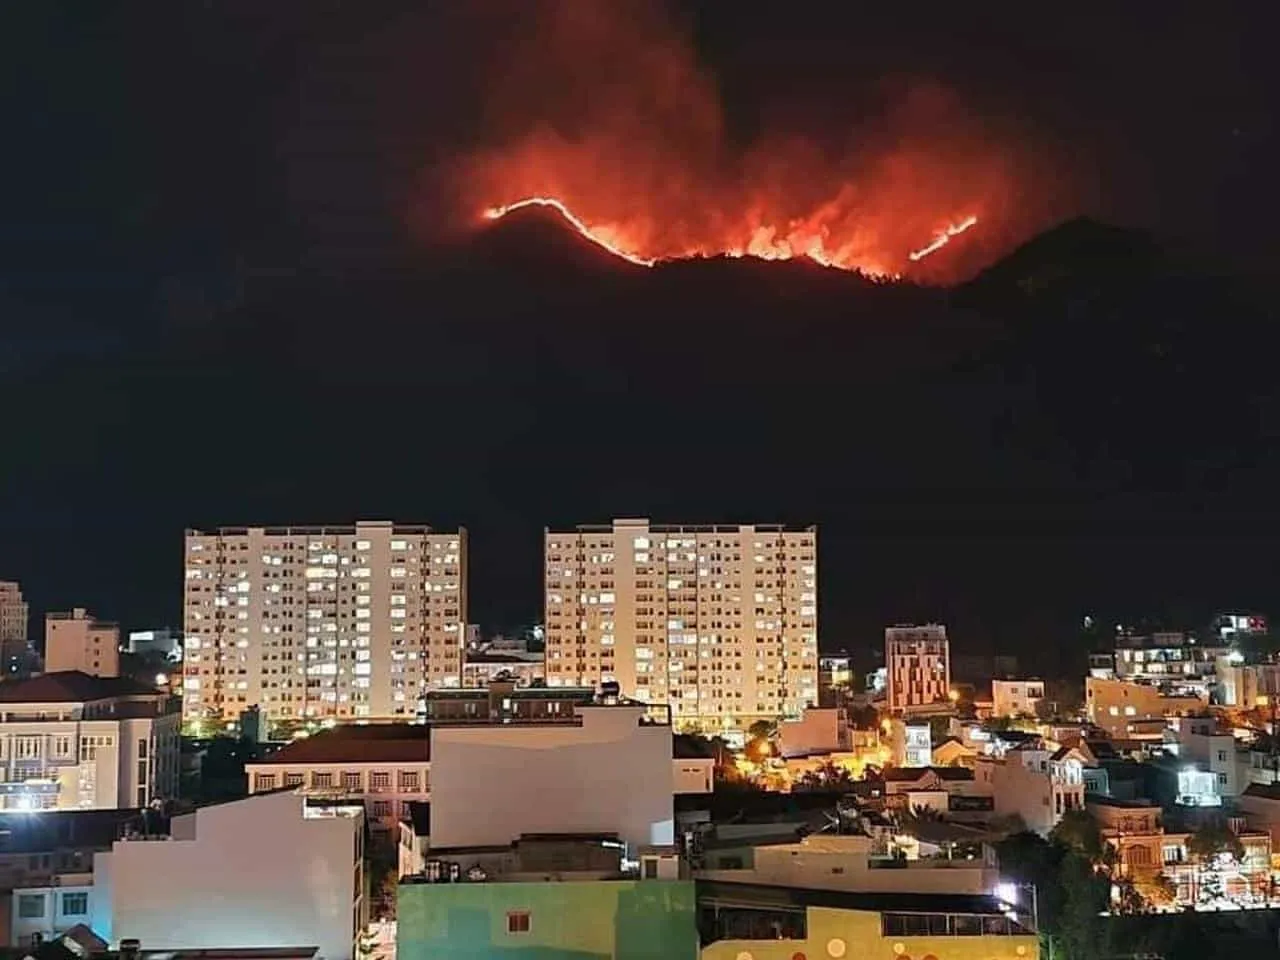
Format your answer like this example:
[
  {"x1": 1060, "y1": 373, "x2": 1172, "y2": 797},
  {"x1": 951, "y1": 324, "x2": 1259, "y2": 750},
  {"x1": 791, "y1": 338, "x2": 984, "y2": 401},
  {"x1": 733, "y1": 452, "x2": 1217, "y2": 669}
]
[
  {"x1": 779, "y1": 709, "x2": 845, "y2": 758},
  {"x1": 1085, "y1": 677, "x2": 1205, "y2": 736},
  {"x1": 397, "y1": 878, "x2": 696, "y2": 960},
  {"x1": 429, "y1": 707, "x2": 674, "y2": 851},
  {"x1": 93, "y1": 791, "x2": 362, "y2": 960}
]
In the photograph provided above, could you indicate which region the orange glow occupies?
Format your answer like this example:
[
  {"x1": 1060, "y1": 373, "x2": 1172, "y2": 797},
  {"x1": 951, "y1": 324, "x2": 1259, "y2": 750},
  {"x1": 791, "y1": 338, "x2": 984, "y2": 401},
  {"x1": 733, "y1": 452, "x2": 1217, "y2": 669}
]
[
  {"x1": 484, "y1": 197, "x2": 656, "y2": 268},
  {"x1": 909, "y1": 216, "x2": 980, "y2": 262},
  {"x1": 483, "y1": 195, "x2": 977, "y2": 278}
]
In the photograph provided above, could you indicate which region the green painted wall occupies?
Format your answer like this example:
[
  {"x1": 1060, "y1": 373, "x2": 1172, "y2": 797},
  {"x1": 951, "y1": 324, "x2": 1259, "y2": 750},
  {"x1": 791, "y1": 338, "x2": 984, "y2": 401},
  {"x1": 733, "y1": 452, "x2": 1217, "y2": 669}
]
[{"x1": 398, "y1": 879, "x2": 697, "y2": 960}]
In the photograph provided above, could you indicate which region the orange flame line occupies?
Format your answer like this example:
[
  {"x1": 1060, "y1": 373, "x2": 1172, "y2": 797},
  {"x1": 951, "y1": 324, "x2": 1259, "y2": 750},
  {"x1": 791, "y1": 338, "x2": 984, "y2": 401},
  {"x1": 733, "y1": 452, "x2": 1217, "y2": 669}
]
[
  {"x1": 483, "y1": 197, "x2": 979, "y2": 273},
  {"x1": 907, "y1": 215, "x2": 979, "y2": 262},
  {"x1": 483, "y1": 197, "x2": 656, "y2": 267}
]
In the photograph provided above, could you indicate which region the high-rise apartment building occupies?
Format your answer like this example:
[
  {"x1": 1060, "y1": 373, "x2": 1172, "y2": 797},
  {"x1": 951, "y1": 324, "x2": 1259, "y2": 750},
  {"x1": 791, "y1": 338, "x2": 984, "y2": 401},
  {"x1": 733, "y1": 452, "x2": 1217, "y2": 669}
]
[
  {"x1": 0, "y1": 580, "x2": 30, "y2": 673},
  {"x1": 885, "y1": 623, "x2": 950, "y2": 713},
  {"x1": 45, "y1": 608, "x2": 120, "y2": 677},
  {"x1": 183, "y1": 521, "x2": 467, "y2": 726},
  {"x1": 543, "y1": 518, "x2": 818, "y2": 731}
]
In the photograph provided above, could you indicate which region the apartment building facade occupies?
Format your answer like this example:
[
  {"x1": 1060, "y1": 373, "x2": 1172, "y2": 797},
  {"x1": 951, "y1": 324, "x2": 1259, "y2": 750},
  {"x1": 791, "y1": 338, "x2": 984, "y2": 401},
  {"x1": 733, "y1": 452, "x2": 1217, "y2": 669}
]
[
  {"x1": 0, "y1": 672, "x2": 181, "y2": 811},
  {"x1": 543, "y1": 519, "x2": 819, "y2": 731},
  {"x1": 182, "y1": 521, "x2": 467, "y2": 726},
  {"x1": 44, "y1": 609, "x2": 120, "y2": 678},
  {"x1": 884, "y1": 623, "x2": 950, "y2": 713},
  {"x1": 0, "y1": 581, "x2": 29, "y2": 675}
]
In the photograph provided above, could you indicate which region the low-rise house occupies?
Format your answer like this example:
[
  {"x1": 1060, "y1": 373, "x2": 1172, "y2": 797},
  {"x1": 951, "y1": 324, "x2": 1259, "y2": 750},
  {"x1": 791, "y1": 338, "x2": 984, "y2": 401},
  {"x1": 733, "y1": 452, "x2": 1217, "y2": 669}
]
[
  {"x1": 8, "y1": 791, "x2": 366, "y2": 958},
  {"x1": 978, "y1": 742, "x2": 1085, "y2": 835},
  {"x1": 991, "y1": 679, "x2": 1044, "y2": 718},
  {"x1": 1090, "y1": 796, "x2": 1272, "y2": 908},
  {"x1": 882, "y1": 767, "x2": 983, "y2": 816},
  {"x1": 1085, "y1": 677, "x2": 1206, "y2": 738}
]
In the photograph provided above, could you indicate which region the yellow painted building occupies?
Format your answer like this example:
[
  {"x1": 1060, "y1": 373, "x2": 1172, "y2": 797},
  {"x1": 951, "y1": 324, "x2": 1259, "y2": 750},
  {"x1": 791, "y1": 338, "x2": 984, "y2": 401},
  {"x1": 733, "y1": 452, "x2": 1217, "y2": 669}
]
[{"x1": 699, "y1": 881, "x2": 1039, "y2": 960}]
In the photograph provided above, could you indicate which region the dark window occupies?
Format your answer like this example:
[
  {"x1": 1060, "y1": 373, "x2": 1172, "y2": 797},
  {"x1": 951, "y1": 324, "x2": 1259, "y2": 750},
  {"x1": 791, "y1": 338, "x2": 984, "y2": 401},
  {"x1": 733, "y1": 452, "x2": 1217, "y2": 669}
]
[
  {"x1": 506, "y1": 911, "x2": 531, "y2": 934},
  {"x1": 61, "y1": 892, "x2": 88, "y2": 916},
  {"x1": 18, "y1": 895, "x2": 45, "y2": 919}
]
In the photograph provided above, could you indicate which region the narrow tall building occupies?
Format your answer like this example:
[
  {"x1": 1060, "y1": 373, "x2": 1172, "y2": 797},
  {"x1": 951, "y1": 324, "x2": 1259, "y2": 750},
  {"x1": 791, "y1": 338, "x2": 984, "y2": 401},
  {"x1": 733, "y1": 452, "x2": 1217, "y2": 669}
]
[
  {"x1": 0, "y1": 580, "x2": 30, "y2": 673},
  {"x1": 885, "y1": 623, "x2": 950, "y2": 713},
  {"x1": 543, "y1": 518, "x2": 818, "y2": 731},
  {"x1": 183, "y1": 521, "x2": 467, "y2": 727}
]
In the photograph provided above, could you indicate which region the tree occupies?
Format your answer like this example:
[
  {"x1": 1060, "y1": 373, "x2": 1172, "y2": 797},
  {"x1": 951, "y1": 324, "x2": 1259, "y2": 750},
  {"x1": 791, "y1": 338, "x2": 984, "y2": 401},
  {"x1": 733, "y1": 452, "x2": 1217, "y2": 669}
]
[
  {"x1": 1050, "y1": 808, "x2": 1104, "y2": 861},
  {"x1": 746, "y1": 719, "x2": 778, "y2": 741}
]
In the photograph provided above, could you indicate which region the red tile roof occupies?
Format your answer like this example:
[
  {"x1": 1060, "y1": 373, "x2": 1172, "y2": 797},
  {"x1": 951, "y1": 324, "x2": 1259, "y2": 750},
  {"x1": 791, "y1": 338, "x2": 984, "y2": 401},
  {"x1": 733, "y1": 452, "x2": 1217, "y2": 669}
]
[{"x1": 257, "y1": 724, "x2": 429, "y2": 764}]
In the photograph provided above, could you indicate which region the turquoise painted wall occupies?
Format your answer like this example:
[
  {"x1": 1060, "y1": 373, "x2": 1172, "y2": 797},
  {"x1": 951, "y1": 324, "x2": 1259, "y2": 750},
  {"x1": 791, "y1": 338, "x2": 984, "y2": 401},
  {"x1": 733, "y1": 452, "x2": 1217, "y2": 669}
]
[{"x1": 398, "y1": 879, "x2": 697, "y2": 960}]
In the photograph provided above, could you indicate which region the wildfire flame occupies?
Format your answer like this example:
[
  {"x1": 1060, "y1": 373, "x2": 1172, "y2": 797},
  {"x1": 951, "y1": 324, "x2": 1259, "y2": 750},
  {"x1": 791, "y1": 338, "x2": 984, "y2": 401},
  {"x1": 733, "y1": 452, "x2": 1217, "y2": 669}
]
[{"x1": 483, "y1": 195, "x2": 979, "y2": 277}]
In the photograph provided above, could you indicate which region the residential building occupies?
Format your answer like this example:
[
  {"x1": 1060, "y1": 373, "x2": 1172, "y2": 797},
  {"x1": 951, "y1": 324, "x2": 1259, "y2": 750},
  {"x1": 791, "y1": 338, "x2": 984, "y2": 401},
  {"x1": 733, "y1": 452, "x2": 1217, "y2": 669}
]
[
  {"x1": 698, "y1": 881, "x2": 1038, "y2": 960},
  {"x1": 90, "y1": 790, "x2": 366, "y2": 959},
  {"x1": 1169, "y1": 715, "x2": 1246, "y2": 799},
  {"x1": 1090, "y1": 796, "x2": 1272, "y2": 907},
  {"x1": 398, "y1": 875, "x2": 697, "y2": 960},
  {"x1": 779, "y1": 708, "x2": 852, "y2": 758},
  {"x1": 698, "y1": 833, "x2": 999, "y2": 895},
  {"x1": 0, "y1": 672, "x2": 180, "y2": 811},
  {"x1": 182, "y1": 521, "x2": 468, "y2": 727},
  {"x1": 817, "y1": 654, "x2": 853, "y2": 707},
  {"x1": 1239, "y1": 783, "x2": 1280, "y2": 846},
  {"x1": 245, "y1": 724, "x2": 430, "y2": 843},
  {"x1": 1084, "y1": 677, "x2": 1206, "y2": 737},
  {"x1": 428, "y1": 695, "x2": 685, "y2": 854},
  {"x1": 44, "y1": 610, "x2": 119, "y2": 679},
  {"x1": 542, "y1": 518, "x2": 818, "y2": 731},
  {"x1": 1113, "y1": 627, "x2": 1228, "y2": 694},
  {"x1": 888, "y1": 719, "x2": 932, "y2": 767},
  {"x1": 1216, "y1": 659, "x2": 1280, "y2": 708},
  {"x1": 884, "y1": 624, "x2": 949, "y2": 713},
  {"x1": 881, "y1": 767, "x2": 988, "y2": 817},
  {"x1": 460, "y1": 650, "x2": 544, "y2": 688},
  {"x1": 978, "y1": 741, "x2": 1085, "y2": 835},
  {"x1": 991, "y1": 679, "x2": 1044, "y2": 718},
  {"x1": 125, "y1": 629, "x2": 182, "y2": 662},
  {"x1": 249, "y1": 684, "x2": 714, "y2": 858},
  {"x1": 0, "y1": 581, "x2": 30, "y2": 676}
]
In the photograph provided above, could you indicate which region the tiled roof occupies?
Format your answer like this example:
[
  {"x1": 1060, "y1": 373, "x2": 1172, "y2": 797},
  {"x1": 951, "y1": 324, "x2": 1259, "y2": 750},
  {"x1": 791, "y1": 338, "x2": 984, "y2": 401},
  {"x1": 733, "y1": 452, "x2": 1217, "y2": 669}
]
[
  {"x1": 0, "y1": 671, "x2": 160, "y2": 704},
  {"x1": 882, "y1": 766, "x2": 974, "y2": 782},
  {"x1": 256, "y1": 724, "x2": 429, "y2": 764}
]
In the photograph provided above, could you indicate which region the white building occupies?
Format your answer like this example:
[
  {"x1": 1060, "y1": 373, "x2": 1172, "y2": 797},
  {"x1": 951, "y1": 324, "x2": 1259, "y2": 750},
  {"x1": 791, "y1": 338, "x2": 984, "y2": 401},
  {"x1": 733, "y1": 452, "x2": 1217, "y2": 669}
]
[
  {"x1": 125, "y1": 629, "x2": 182, "y2": 661},
  {"x1": 991, "y1": 679, "x2": 1045, "y2": 718},
  {"x1": 1170, "y1": 715, "x2": 1245, "y2": 800},
  {"x1": 429, "y1": 700, "x2": 685, "y2": 853},
  {"x1": 0, "y1": 672, "x2": 180, "y2": 811},
  {"x1": 977, "y1": 741, "x2": 1085, "y2": 835},
  {"x1": 183, "y1": 521, "x2": 468, "y2": 726},
  {"x1": 45, "y1": 609, "x2": 119, "y2": 679},
  {"x1": 889, "y1": 719, "x2": 933, "y2": 767},
  {"x1": 543, "y1": 518, "x2": 819, "y2": 731},
  {"x1": 884, "y1": 624, "x2": 949, "y2": 713},
  {"x1": 90, "y1": 790, "x2": 365, "y2": 959}
]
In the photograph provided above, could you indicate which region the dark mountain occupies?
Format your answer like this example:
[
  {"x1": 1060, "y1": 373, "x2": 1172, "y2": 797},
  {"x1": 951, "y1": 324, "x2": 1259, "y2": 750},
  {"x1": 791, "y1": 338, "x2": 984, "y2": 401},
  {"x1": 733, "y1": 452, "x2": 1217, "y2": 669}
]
[{"x1": 1, "y1": 212, "x2": 1276, "y2": 671}]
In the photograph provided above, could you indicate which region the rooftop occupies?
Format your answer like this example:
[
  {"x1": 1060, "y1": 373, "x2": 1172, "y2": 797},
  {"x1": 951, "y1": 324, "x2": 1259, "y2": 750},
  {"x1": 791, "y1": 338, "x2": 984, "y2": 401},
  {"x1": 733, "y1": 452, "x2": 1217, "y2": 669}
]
[
  {"x1": 696, "y1": 879, "x2": 1025, "y2": 918},
  {"x1": 882, "y1": 766, "x2": 974, "y2": 783},
  {"x1": 0, "y1": 671, "x2": 164, "y2": 705},
  {"x1": 257, "y1": 724, "x2": 429, "y2": 765},
  {"x1": 0, "y1": 807, "x2": 159, "y2": 853}
]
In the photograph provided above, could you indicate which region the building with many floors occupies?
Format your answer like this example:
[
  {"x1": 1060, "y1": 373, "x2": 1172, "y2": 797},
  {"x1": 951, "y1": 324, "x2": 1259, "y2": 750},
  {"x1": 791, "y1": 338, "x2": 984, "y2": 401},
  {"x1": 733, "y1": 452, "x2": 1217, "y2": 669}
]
[
  {"x1": 0, "y1": 581, "x2": 29, "y2": 676},
  {"x1": 884, "y1": 624, "x2": 950, "y2": 713},
  {"x1": 0, "y1": 672, "x2": 180, "y2": 812},
  {"x1": 542, "y1": 519, "x2": 818, "y2": 731},
  {"x1": 182, "y1": 521, "x2": 467, "y2": 727},
  {"x1": 45, "y1": 610, "x2": 119, "y2": 679}
]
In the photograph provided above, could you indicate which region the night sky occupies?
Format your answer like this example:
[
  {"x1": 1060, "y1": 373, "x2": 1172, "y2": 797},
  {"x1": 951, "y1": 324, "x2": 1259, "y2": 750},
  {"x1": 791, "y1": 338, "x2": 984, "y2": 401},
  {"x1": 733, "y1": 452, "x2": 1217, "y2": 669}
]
[{"x1": 2, "y1": 2, "x2": 1277, "y2": 670}]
